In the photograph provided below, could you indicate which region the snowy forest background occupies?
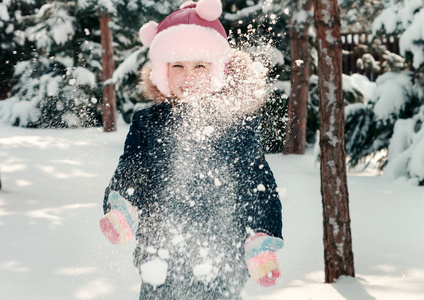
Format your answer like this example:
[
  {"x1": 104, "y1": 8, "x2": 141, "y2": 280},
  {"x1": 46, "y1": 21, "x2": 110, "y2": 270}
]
[
  {"x1": 1, "y1": 0, "x2": 423, "y2": 184},
  {"x1": 0, "y1": 0, "x2": 424, "y2": 299}
]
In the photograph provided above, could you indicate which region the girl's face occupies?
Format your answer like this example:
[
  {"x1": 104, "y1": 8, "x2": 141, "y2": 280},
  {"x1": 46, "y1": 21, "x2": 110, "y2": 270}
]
[{"x1": 168, "y1": 61, "x2": 212, "y2": 100}]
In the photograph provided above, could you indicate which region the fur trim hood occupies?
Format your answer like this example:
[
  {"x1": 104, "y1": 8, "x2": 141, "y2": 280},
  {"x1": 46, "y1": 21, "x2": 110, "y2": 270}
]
[{"x1": 140, "y1": 50, "x2": 267, "y2": 115}]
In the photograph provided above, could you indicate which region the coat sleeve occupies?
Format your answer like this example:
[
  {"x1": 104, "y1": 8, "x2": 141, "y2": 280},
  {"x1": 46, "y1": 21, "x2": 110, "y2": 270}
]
[
  {"x1": 234, "y1": 116, "x2": 283, "y2": 239},
  {"x1": 103, "y1": 111, "x2": 147, "y2": 214}
]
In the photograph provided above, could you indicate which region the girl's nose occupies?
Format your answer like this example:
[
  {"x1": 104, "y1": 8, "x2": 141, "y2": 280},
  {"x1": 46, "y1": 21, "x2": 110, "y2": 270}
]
[{"x1": 184, "y1": 70, "x2": 195, "y2": 83}]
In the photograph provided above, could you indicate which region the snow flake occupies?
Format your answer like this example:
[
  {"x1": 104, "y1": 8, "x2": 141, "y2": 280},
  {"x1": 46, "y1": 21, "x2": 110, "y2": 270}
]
[
  {"x1": 252, "y1": 61, "x2": 268, "y2": 75},
  {"x1": 193, "y1": 261, "x2": 215, "y2": 282},
  {"x1": 246, "y1": 227, "x2": 255, "y2": 237},
  {"x1": 146, "y1": 246, "x2": 156, "y2": 254},
  {"x1": 202, "y1": 126, "x2": 214, "y2": 136},
  {"x1": 126, "y1": 187, "x2": 135, "y2": 196},
  {"x1": 0, "y1": 3, "x2": 10, "y2": 22},
  {"x1": 171, "y1": 235, "x2": 184, "y2": 245},
  {"x1": 140, "y1": 258, "x2": 168, "y2": 287},
  {"x1": 224, "y1": 263, "x2": 233, "y2": 272},
  {"x1": 254, "y1": 89, "x2": 266, "y2": 98},
  {"x1": 158, "y1": 249, "x2": 170, "y2": 260},
  {"x1": 199, "y1": 247, "x2": 209, "y2": 258}
]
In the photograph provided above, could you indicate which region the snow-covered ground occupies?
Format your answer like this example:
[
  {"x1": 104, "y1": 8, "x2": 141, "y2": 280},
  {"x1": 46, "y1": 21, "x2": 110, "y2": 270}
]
[{"x1": 0, "y1": 123, "x2": 423, "y2": 300}]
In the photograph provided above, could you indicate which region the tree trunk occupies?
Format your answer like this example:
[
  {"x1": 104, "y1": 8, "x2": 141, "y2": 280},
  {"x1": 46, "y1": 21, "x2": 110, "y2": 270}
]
[
  {"x1": 284, "y1": 3, "x2": 312, "y2": 155},
  {"x1": 100, "y1": 14, "x2": 117, "y2": 132},
  {"x1": 313, "y1": 0, "x2": 355, "y2": 283},
  {"x1": 284, "y1": 24, "x2": 311, "y2": 154}
]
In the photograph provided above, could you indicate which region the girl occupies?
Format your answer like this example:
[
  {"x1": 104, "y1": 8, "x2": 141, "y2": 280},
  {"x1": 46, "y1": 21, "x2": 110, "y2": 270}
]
[{"x1": 100, "y1": 1, "x2": 283, "y2": 299}]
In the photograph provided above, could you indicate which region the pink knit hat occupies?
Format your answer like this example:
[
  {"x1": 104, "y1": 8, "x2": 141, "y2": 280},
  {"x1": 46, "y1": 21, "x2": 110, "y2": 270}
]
[{"x1": 139, "y1": 0, "x2": 232, "y2": 97}]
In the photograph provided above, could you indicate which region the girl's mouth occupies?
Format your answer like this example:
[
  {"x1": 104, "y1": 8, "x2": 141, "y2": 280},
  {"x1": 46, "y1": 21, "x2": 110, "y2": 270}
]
[{"x1": 181, "y1": 86, "x2": 196, "y2": 95}]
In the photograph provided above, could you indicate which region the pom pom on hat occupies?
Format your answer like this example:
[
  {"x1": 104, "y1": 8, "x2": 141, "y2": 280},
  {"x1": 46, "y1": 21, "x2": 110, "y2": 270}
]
[
  {"x1": 139, "y1": 21, "x2": 158, "y2": 46},
  {"x1": 196, "y1": 0, "x2": 222, "y2": 21},
  {"x1": 180, "y1": 1, "x2": 195, "y2": 8}
]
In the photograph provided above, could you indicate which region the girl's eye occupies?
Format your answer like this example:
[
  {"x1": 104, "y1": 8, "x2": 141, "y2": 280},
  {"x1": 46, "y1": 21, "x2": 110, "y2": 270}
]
[
  {"x1": 196, "y1": 64, "x2": 206, "y2": 69},
  {"x1": 172, "y1": 64, "x2": 183, "y2": 68}
]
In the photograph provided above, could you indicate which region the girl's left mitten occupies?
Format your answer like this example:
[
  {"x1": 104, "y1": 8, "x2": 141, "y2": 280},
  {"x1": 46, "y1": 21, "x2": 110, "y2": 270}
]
[
  {"x1": 245, "y1": 232, "x2": 284, "y2": 287},
  {"x1": 100, "y1": 191, "x2": 138, "y2": 244}
]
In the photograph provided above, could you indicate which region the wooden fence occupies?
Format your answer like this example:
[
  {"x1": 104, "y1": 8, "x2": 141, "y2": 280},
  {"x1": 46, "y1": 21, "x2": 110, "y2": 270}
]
[{"x1": 341, "y1": 32, "x2": 400, "y2": 81}]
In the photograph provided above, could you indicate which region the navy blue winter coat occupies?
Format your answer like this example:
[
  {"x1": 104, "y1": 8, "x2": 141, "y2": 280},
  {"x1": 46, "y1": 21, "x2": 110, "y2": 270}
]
[{"x1": 103, "y1": 51, "x2": 282, "y2": 299}]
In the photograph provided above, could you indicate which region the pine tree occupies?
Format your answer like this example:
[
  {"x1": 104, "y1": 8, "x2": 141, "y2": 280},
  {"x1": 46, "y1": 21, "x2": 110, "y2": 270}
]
[
  {"x1": 344, "y1": 0, "x2": 424, "y2": 183},
  {"x1": 0, "y1": 0, "x2": 102, "y2": 128},
  {"x1": 339, "y1": 0, "x2": 386, "y2": 33},
  {"x1": 0, "y1": 0, "x2": 37, "y2": 100},
  {"x1": 372, "y1": 0, "x2": 424, "y2": 71},
  {"x1": 314, "y1": 0, "x2": 355, "y2": 283},
  {"x1": 100, "y1": 12, "x2": 117, "y2": 132},
  {"x1": 78, "y1": 0, "x2": 121, "y2": 132},
  {"x1": 271, "y1": 1, "x2": 365, "y2": 151},
  {"x1": 278, "y1": 0, "x2": 313, "y2": 154}
]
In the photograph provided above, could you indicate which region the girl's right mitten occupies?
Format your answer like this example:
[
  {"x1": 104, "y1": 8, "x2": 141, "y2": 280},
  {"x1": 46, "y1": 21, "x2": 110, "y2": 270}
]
[{"x1": 100, "y1": 191, "x2": 138, "y2": 244}]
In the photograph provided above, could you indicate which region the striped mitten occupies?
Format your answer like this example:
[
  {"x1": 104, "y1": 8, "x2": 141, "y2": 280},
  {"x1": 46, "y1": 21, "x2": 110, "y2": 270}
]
[
  {"x1": 245, "y1": 232, "x2": 284, "y2": 287},
  {"x1": 100, "y1": 191, "x2": 138, "y2": 244}
]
